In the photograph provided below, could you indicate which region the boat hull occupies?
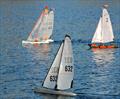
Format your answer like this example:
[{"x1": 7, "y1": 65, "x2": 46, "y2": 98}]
[
  {"x1": 34, "y1": 88, "x2": 77, "y2": 97},
  {"x1": 88, "y1": 44, "x2": 118, "y2": 49},
  {"x1": 22, "y1": 39, "x2": 54, "y2": 44}
]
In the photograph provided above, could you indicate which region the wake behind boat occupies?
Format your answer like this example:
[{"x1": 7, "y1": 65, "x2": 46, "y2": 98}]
[
  {"x1": 34, "y1": 35, "x2": 77, "y2": 96},
  {"x1": 22, "y1": 6, "x2": 54, "y2": 45},
  {"x1": 88, "y1": 5, "x2": 118, "y2": 49}
]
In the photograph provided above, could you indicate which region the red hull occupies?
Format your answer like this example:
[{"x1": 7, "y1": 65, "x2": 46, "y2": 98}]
[{"x1": 88, "y1": 44, "x2": 118, "y2": 49}]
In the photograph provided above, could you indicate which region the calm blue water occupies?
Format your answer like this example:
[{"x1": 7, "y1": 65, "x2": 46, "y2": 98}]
[{"x1": 0, "y1": 0, "x2": 120, "y2": 99}]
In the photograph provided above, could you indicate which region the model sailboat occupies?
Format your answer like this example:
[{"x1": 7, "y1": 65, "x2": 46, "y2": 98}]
[
  {"x1": 34, "y1": 35, "x2": 76, "y2": 96},
  {"x1": 22, "y1": 6, "x2": 54, "y2": 44},
  {"x1": 88, "y1": 5, "x2": 118, "y2": 48}
]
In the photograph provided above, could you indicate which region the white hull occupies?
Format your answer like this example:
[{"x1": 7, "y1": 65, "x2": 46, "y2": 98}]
[
  {"x1": 34, "y1": 88, "x2": 77, "y2": 97},
  {"x1": 22, "y1": 39, "x2": 54, "y2": 44}
]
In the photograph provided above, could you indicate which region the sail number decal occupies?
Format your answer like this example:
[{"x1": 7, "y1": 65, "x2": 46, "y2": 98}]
[
  {"x1": 65, "y1": 57, "x2": 72, "y2": 63},
  {"x1": 50, "y1": 75, "x2": 57, "y2": 82},
  {"x1": 51, "y1": 67, "x2": 59, "y2": 73},
  {"x1": 64, "y1": 57, "x2": 73, "y2": 72},
  {"x1": 65, "y1": 65, "x2": 73, "y2": 72}
]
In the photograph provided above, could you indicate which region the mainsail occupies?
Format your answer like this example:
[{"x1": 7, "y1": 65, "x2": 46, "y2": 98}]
[
  {"x1": 45, "y1": 10, "x2": 54, "y2": 40},
  {"x1": 43, "y1": 35, "x2": 74, "y2": 90},
  {"x1": 27, "y1": 9, "x2": 54, "y2": 41},
  {"x1": 57, "y1": 36, "x2": 74, "y2": 90},
  {"x1": 92, "y1": 7, "x2": 114, "y2": 43},
  {"x1": 101, "y1": 8, "x2": 114, "y2": 43}
]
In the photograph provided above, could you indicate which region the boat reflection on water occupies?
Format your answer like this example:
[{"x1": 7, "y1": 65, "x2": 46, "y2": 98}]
[
  {"x1": 23, "y1": 43, "x2": 51, "y2": 61},
  {"x1": 88, "y1": 48, "x2": 119, "y2": 96},
  {"x1": 24, "y1": 43, "x2": 50, "y2": 52},
  {"x1": 23, "y1": 43, "x2": 50, "y2": 52},
  {"x1": 42, "y1": 94, "x2": 75, "y2": 99},
  {"x1": 92, "y1": 48, "x2": 115, "y2": 66}
]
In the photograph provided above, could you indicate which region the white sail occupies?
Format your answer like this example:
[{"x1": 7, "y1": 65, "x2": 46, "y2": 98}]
[
  {"x1": 57, "y1": 36, "x2": 74, "y2": 90},
  {"x1": 37, "y1": 13, "x2": 49, "y2": 40},
  {"x1": 27, "y1": 10, "x2": 54, "y2": 41},
  {"x1": 101, "y1": 8, "x2": 114, "y2": 43},
  {"x1": 43, "y1": 35, "x2": 74, "y2": 90},
  {"x1": 43, "y1": 43, "x2": 63, "y2": 89},
  {"x1": 92, "y1": 7, "x2": 114, "y2": 43},
  {"x1": 27, "y1": 12, "x2": 44, "y2": 41},
  {"x1": 92, "y1": 17, "x2": 102, "y2": 43},
  {"x1": 45, "y1": 10, "x2": 54, "y2": 39}
]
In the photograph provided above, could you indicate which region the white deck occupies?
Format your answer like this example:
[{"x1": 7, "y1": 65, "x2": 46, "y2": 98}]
[{"x1": 22, "y1": 39, "x2": 54, "y2": 44}]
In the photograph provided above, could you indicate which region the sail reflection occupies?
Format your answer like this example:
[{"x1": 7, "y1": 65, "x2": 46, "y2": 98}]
[
  {"x1": 24, "y1": 44, "x2": 51, "y2": 61},
  {"x1": 43, "y1": 94, "x2": 75, "y2": 99},
  {"x1": 92, "y1": 49, "x2": 115, "y2": 66}
]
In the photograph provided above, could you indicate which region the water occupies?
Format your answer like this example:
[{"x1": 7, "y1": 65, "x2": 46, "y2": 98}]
[{"x1": 0, "y1": 0, "x2": 120, "y2": 99}]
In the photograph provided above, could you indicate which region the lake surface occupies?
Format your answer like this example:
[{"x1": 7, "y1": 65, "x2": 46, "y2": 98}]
[{"x1": 0, "y1": 0, "x2": 120, "y2": 99}]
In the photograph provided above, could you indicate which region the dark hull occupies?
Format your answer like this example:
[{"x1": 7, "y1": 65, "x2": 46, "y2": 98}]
[{"x1": 34, "y1": 88, "x2": 77, "y2": 96}]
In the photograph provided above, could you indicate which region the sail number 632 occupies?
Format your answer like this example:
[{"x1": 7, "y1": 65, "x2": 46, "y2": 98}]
[
  {"x1": 50, "y1": 75, "x2": 57, "y2": 82},
  {"x1": 65, "y1": 65, "x2": 73, "y2": 72}
]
